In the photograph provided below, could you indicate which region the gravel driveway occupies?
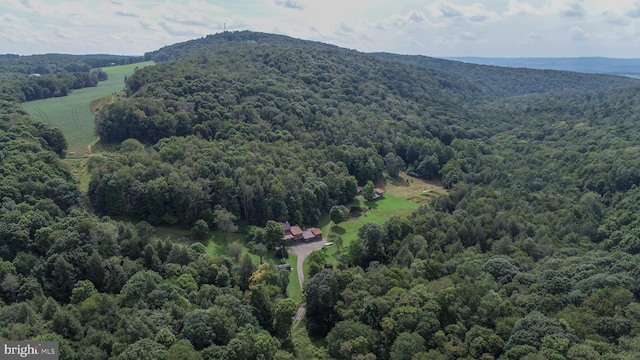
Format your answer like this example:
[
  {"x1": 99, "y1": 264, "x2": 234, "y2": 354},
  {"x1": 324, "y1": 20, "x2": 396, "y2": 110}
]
[{"x1": 287, "y1": 239, "x2": 327, "y2": 290}]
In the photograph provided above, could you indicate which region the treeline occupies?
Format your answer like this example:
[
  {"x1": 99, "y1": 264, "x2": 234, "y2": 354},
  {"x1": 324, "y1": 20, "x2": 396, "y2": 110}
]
[
  {"x1": 87, "y1": 136, "x2": 360, "y2": 227},
  {"x1": 0, "y1": 100, "x2": 297, "y2": 359},
  {"x1": 0, "y1": 53, "x2": 143, "y2": 75},
  {"x1": 0, "y1": 53, "x2": 147, "y2": 103},
  {"x1": 0, "y1": 70, "x2": 107, "y2": 103}
]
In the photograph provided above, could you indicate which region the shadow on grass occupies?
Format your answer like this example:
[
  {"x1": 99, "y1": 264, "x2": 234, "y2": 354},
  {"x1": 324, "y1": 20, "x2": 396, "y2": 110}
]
[
  {"x1": 365, "y1": 200, "x2": 379, "y2": 209},
  {"x1": 331, "y1": 225, "x2": 346, "y2": 235}
]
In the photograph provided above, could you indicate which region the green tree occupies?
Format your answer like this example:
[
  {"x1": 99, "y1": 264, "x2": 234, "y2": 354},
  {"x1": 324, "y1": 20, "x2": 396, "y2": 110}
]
[
  {"x1": 117, "y1": 339, "x2": 167, "y2": 360},
  {"x1": 390, "y1": 332, "x2": 426, "y2": 360},
  {"x1": 70, "y1": 280, "x2": 97, "y2": 304},
  {"x1": 191, "y1": 219, "x2": 209, "y2": 240},
  {"x1": 181, "y1": 309, "x2": 216, "y2": 350},
  {"x1": 357, "y1": 222, "x2": 387, "y2": 264},
  {"x1": 264, "y1": 220, "x2": 284, "y2": 251},
  {"x1": 237, "y1": 254, "x2": 256, "y2": 291},
  {"x1": 166, "y1": 341, "x2": 202, "y2": 360},
  {"x1": 228, "y1": 241, "x2": 243, "y2": 262},
  {"x1": 250, "y1": 284, "x2": 274, "y2": 332},
  {"x1": 154, "y1": 327, "x2": 176, "y2": 348},
  {"x1": 304, "y1": 269, "x2": 340, "y2": 336},
  {"x1": 326, "y1": 320, "x2": 379, "y2": 360},
  {"x1": 384, "y1": 152, "x2": 406, "y2": 177},
  {"x1": 362, "y1": 181, "x2": 375, "y2": 202},
  {"x1": 252, "y1": 243, "x2": 267, "y2": 264},
  {"x1": 307, "y1": 250, "x2": 326, "y2": 278},
  {"x1": 505, "y1": 311, "x2": 577, "y2": 351},
  {"x1": 330, "y1": 205, "x2": 349, "y2": 225},
  {"x1": 273, "y1": 298, "x2": 298, "y2": 340},
  {"x1": 214, "y1": 208, "x2": 238, "y2": 240}
]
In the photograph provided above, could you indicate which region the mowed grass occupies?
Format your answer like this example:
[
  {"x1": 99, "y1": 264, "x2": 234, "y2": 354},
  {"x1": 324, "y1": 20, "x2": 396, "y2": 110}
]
[
  {"x1": 322, "y1": 192, "x2": 422, "y2": 265},
  {"x1": 22, "y1": 61, "x2": 154, "y2": 150}
]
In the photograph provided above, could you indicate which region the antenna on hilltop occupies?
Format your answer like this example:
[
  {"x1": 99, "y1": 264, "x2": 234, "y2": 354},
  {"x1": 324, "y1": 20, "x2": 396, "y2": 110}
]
[{"x1": 224, "y1": 23, "x2": 226, "y2": 32}]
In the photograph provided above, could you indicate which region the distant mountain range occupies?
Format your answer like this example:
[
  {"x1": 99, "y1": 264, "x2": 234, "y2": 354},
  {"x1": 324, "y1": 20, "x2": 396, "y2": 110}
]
[{"x1": 442, "y1": 57, "x2": 640, "y2": 77}]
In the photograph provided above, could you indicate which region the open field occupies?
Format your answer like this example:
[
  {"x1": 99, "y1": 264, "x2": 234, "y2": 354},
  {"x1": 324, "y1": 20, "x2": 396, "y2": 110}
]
[
  {"x1": 320, "y1": 174, "x2": 445, "y2": 266},
  {"x1": 22, "y1": 61, "x2": 154, "y2": 150},
  {"x1": 384, "y1": 171, "x2": 446, "y2": 198},
  {"x1": 22, "y1": 61, "x2": 154, "y2": 183}
]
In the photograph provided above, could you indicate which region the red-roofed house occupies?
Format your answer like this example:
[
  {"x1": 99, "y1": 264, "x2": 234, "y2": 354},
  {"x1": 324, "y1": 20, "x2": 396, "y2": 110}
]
[
  {"x1": 281, "y1": 222, "x2": 322, "y2": 242},
  {"x1": 373, "y1": 188, "x2": 385, "y2": 200},
  {"x1": 290, "y1": 226, "x2": 303, "y2": 241}
]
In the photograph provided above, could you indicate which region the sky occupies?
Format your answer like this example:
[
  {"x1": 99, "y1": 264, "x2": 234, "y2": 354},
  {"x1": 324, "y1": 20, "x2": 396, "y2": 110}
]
[{"x1": 2, "y1": 0, "x2": 640, "y2": 58}]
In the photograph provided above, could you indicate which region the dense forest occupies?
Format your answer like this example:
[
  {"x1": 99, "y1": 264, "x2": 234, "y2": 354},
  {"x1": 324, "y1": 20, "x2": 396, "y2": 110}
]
[
  {"x1": 372, "y1": 52, "x2": 638, "y2": 98},
  {"x1": 4, "y1": 30, "x2": 640, "y2": 359}
]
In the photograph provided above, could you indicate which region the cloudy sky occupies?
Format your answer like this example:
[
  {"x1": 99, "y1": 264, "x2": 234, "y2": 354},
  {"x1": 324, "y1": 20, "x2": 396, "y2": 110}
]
[{"x1": 2, "y1": 0, "x2": 640, "y2": 57}]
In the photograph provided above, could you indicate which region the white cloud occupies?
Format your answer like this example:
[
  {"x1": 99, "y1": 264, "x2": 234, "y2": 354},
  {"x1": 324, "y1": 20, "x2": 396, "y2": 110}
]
[
  {"x1": 602, "y1": 11, "x2": 632, "y2": 26},
  {"x1": 560, "y1": 1, "x2": 586, "y2": 18},
  {"x1": 2, "y1": 0, "x2": 640, "y2": 57},
  {"x1": 274, "y1": 0, "x2": 305, "y2": 10},
  {"x1": 626, "y1": 3, "x2": 640, "y2": 18},
  {"x1": 390, "y1": 10, "x2": 430, "y2": 27},
  {"x1": 503, "y1": 0, "x2": 542, "y2": 17},
  {"x1": 427, "y1": 1, "x2": 501, "y2": 25}
]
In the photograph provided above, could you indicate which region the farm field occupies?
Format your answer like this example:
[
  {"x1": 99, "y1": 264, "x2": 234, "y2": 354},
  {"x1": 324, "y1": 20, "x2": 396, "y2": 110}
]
[{"x1": 22, "y1": 61, "x2": 154, "y2": 150}]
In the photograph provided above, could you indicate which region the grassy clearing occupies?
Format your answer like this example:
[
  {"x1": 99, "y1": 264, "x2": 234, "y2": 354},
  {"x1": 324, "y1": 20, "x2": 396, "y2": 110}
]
[
  {"x1": 23, "y1": 88, "x2": 101, "y2": 150},
  {"x1": 22, "y1": 61, "x2": 154, "y2": 183},
  {"x1": 286, "y1": 255, "x2": 302, "y2": 302},
  {"x1": 297, "y1": 173, "x2": 444, "y2": 281},
  {"x1": 22, "y1": 61, "x2": 154, "y2": 150},
  {"x1": 384, "y1": 171, "x2": 446, "y2": 197}
]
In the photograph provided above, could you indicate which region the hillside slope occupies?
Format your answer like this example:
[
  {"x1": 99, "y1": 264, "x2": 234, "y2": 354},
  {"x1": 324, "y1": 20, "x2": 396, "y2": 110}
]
[{"x1": 373, "y1": 52, "x2": 639, "y2": 98}]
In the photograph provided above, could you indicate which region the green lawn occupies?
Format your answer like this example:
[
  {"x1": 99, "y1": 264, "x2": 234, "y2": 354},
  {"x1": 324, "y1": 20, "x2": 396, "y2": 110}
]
[
  {"x1": 22, "y1": 61, "x2": 154, "y2": 149},
  {"x1": 322, "y1": 193, "x2": 420, "y2": 265}
]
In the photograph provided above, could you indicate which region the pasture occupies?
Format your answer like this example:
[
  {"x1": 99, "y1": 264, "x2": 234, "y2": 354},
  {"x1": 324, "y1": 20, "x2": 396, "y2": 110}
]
[{"x1": 22, "y1": 61, "x2": 154, "y2": 150}]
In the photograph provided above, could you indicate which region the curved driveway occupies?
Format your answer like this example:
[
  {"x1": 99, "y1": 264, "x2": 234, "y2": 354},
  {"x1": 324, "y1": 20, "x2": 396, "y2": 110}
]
[{"x1": 287, "y1": 239, "x2": 327, "y2": 290}]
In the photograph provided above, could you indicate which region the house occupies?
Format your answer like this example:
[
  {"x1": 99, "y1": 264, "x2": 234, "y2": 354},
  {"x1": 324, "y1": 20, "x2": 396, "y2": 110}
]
[
  {"x1": 281, "y1": 222, "x2": 303, "y2": 241},
  {"x1": 356, "y1": 186, "x2": 385, "y2": 200},
  {"x1": 281, "y1": 222, "x2": 322, "y2": 242},
  {"x1": 373, "y1": 188, "x2": 385, "y2": 200}
]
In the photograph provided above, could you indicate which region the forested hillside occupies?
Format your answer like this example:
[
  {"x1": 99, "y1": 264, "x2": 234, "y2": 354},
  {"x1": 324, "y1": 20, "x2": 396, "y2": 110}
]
[
  {"x1": 0, "y1": 99, "x2": 294, "y2": 359},
  {"x1": 5, "y1": 30, "x2": 640, "y2": 359},
  {"x1": 373, "y1": 52, "x2": 638, "y2": 98},
  {"x1": 445, "y1": 56, "x2": 640, "y2": 77},
  {"x1": 91, "y1": 32, "x2": 491, "y2": 228}
]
